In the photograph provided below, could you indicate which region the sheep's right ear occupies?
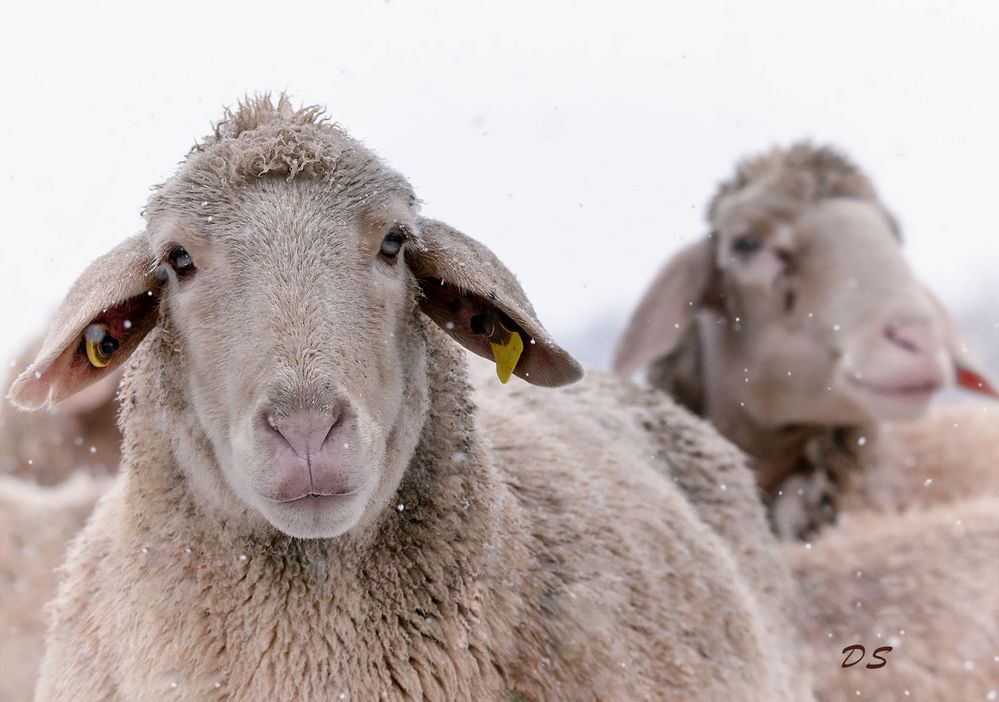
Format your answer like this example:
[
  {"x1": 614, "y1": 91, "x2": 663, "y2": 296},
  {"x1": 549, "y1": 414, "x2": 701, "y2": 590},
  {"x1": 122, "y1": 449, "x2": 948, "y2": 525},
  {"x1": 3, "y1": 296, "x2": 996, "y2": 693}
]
[
  {"x1": 406, "y1": 218, "x2": 582, "y2": 387},
  {"x1": 7, "y1": 235, "x2": 160, "y2": 410},
  {"x1": 613, "y1": 238, "x2": 716, "y2": 376}
]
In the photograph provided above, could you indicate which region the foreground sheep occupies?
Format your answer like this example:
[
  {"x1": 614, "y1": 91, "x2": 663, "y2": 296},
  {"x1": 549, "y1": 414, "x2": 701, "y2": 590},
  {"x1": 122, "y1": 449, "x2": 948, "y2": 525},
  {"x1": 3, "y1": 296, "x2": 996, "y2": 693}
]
[
  {"x1": 613, "y1": 143, "x2": 997, "y2": 537},
  {"x1": 785, "y1": 497, "x2": 999, "y2": 701},
  {"x1": 1, "y1": 338, "x2": 121, "y2": 485},
  {"x1": 0, "y1": 473, "x2": 108, "y2": 702},
  {"x1": 9, "y1": 97, "x2": 809, "y2": 701}
]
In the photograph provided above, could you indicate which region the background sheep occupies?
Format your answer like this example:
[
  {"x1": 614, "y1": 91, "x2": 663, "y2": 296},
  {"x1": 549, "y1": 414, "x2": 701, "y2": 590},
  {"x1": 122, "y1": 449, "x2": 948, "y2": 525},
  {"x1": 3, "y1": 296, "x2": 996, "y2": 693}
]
[
  {"x1": 0, "y1": 340, "x2": 119, "y2": 701},
  {"x1": 1, "y1": 336, "x2": 122, "y2": 485},
  {"x1": 9, "y1": 96, "x2": 810, "y2": 701},
  {"x1": 613, "y1": 142, "x2": 998, "y2": 538},
  {"x1": 785, "y1": 496, "x2": 999, "y2": 701},
  {"x1": 0, "y1": 472, "x2": 108, "y2": 702}
]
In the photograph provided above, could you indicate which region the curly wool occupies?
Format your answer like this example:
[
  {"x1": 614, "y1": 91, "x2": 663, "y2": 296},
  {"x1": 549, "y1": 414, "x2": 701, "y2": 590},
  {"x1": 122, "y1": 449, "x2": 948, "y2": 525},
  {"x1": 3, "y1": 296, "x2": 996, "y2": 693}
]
[
  {"x1": 707, "y1": 142, "x2": 899, "y2": 237},
  {"x1": 148, "y1": 94, "x2": 414, "y2": 221}
]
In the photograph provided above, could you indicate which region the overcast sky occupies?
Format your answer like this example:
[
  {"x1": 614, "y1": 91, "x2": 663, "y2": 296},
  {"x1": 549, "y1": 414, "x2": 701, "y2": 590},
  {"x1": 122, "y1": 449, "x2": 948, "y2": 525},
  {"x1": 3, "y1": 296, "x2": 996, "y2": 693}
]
[{"x1": 2, "y1": 0, "x2": 997, "y2": 373}]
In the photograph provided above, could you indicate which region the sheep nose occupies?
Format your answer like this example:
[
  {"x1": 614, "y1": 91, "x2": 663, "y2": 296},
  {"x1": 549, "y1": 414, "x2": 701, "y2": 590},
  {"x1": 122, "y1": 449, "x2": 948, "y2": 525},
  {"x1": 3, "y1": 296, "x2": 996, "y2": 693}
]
[
  {"x1": 884, "y1": 320, "x2": 937, "y2": 356},
  {"x1": 257, "y1": 404, "x2": 358, "y2": 502},
  {"x1": 266, "y1": 410, "x2": 339, "y2": 459}
]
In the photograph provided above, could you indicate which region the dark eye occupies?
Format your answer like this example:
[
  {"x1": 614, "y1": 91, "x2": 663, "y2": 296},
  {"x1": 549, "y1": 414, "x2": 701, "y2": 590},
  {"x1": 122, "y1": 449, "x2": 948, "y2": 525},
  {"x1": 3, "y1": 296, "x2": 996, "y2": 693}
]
[
  {"x1": 733, "y1": 234, "x2": 762, "y2": 255},
  {"x1": 379, "y1": 227, "x2": 406, "y2": 260},
  {"x1": 168, "y1": 246, "x2": 196, "y2": 277}
]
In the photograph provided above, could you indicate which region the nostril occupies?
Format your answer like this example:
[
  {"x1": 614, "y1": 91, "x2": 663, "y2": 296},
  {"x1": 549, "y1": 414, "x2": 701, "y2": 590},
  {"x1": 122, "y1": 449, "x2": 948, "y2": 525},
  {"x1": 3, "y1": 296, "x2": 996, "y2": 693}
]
[
  {"x1": 260, "y1": 413, "x2": 293, "y2": 448},
  {"x1": 322, "y1": 402, "x2": 347, "y2": 445},
  {"x1": 884, "y1": 321, "x2": 935, "y2": 355}
]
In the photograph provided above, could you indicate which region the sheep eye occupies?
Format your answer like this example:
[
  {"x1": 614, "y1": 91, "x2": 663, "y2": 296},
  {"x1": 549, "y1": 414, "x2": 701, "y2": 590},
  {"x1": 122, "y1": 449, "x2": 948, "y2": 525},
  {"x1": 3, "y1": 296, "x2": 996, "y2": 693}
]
[
  {"x1": 168, "y1": 246, "x2": 196, "y2": 277},
  {"x1": 733, "y1": 234, "x2": 762, "y2": 254},
  {"x1": 379, "y1": 228, "x2": 406, "y2": 260},
  {"x1": 83, "y1": 324, "x2": 119, "y2": 368}
]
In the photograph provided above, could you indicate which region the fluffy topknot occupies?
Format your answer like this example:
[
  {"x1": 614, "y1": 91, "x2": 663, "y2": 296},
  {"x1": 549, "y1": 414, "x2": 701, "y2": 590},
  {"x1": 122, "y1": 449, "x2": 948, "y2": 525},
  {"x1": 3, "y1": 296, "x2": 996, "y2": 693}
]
[
  {"x1": 206, "y1": 93, "x2": 330, "y2": 144},
  {"x1": 149, "y1": 93, "x2": 413, "y2": 217},
  {"x1": 184, "y1": 93, "x2": 345, "y2": 185},
  {"x1": 708, "y1": 142, "x2": 898, "y2": 236}
]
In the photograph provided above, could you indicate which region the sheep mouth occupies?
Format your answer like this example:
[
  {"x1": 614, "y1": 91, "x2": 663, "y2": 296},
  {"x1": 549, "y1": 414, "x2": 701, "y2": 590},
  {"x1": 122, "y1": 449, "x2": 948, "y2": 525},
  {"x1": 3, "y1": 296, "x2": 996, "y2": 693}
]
[
  {"x1": 847, "y1": 376, "x2": 942, "y2": 398},
  {"x1": 270, "y1": 489, "x2": 362, "y2": 504}
]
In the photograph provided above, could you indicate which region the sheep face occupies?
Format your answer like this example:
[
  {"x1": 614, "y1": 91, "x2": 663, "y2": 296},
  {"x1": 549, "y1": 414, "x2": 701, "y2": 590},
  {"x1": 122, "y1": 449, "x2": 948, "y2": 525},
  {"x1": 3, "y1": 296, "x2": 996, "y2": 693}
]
[
  {"x1": 146, "y1": 184, "x2": 427, "y2": 539},
  {"x1": 8, "y1": 97, "x2": 582, "y2": 540},
  {"x1": 704, "y1": 192, "x2": 959, "y2": 425},
  {"x1": 615, "y1": 159, "x2": 995, "y2": 431}
]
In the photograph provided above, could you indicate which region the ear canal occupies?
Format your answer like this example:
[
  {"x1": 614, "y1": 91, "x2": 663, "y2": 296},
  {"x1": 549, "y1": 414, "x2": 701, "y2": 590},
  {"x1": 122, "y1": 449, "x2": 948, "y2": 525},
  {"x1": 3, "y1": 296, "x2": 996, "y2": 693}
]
[
  {"x1": 612, "y1": 238, "x2": 716, "y2": 376},
  {"x1": 406, "y1": 218, "x2": 582, "y2": 388},
  {"x1": 7, "y1": 234, "x2": 160, "y2": 410}
]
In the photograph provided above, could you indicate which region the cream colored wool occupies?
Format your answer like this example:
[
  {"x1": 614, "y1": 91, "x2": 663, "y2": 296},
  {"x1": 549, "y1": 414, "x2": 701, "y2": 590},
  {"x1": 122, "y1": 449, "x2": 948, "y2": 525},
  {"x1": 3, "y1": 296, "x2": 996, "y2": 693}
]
[
  {"x1": 35, "y1": 331, "x2": 809, "y2": 701},
  {"x1": 13, "y1": 96, "x2": 812, "y2": 702},
  {"x1": 0, "y1": 473, "x2": 107, "y2": 702},
  {"x1": 773, "y1": 404, "x2": 999, "y2": 536},
  {"x1": 785, "y1": 497, "x2": 999, "y2": 701},
  {"x1": 1, "y1": 339, "x2": 121, "y2": 485}
]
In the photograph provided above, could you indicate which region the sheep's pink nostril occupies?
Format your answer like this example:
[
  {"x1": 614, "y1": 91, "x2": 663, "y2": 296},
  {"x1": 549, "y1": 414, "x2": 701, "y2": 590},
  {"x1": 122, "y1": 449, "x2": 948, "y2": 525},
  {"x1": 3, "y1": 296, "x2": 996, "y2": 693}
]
[{"x1": 884, "y1": 321, "x2": 935, "y2": 355}]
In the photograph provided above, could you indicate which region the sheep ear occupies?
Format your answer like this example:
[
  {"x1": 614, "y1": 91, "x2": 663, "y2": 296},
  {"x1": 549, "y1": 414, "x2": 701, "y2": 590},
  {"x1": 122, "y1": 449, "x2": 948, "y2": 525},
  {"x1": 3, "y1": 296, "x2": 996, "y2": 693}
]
[
  {"x1": 923, "y1": 286, "x2": 998, "y2": 398},
  {"x1": 7, "y1": 235, "x2": 160, "y2": 410},
  {"x1": 406, "y1": 218, "x2": 582, "y2": 387},
  {"x1": 613, "y1": 239, "x2": 716, "y2": 376}
]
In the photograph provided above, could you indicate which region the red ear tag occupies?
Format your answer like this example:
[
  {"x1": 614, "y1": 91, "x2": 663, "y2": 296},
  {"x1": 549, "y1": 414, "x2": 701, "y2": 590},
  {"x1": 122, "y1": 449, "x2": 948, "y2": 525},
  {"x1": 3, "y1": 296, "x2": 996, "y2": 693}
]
[{"x1": 956, "y1": 366, "x2": 998, "y2": 398}]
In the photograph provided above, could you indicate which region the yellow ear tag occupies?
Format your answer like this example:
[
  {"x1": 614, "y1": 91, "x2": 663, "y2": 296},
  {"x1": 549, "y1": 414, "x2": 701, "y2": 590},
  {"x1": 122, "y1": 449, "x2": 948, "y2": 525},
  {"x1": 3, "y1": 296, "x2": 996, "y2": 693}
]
[
  {"x1": 84, "y1": 324, "x2": 118, "y2": 368},
  {"x1": 490, "y1": 330, "x2": 523, "y2": 384}
]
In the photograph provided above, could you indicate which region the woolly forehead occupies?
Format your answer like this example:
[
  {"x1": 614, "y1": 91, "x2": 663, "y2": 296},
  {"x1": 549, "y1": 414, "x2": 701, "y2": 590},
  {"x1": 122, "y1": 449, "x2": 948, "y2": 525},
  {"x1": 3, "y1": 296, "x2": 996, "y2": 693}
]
[
  {"x1": 707, "y1": 143, "x2": 900, "y2": 241},
  {"x1": 145, "y1": 122, "x2": 417, "y2": 238}
]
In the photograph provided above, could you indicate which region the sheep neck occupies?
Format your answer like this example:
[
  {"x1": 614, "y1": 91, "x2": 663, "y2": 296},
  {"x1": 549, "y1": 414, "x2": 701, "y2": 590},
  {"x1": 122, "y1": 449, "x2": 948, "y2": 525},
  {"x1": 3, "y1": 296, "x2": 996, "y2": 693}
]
[{"x1": 652, "y1": 315, "x2": 858, "y2": 496}]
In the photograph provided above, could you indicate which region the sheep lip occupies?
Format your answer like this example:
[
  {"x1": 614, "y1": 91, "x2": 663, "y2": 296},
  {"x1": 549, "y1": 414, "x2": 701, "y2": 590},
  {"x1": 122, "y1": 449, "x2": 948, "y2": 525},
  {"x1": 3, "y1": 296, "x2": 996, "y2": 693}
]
[
  {"x1": 847, "y1": 376, "x2": 941, "y2": 397},
  {"x1": 269, "y1": 489, "x2": 362, "y2": 504}
]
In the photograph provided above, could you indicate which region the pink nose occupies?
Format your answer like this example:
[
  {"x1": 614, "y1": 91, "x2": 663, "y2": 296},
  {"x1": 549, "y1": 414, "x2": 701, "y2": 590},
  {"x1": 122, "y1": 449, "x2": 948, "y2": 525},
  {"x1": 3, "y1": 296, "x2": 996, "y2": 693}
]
[
  {"x1": 884, "y1": 320, "x2": 937, "y2": 356},
  {"x1": 258, "y1": 407, "x2": 356, "y2": 502}
]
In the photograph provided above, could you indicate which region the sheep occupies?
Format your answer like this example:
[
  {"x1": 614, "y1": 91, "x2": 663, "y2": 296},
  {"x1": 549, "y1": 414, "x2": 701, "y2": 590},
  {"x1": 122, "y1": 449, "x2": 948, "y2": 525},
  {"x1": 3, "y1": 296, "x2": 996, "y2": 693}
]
[
  {"x1": 784, "y1": 496, "x2": 999, "y2": 701},
  {"x1": 0, "y1": 472, "x2": 108, "y2": 702},
  {"x1": 613, "y1": 142, "x2": 998, "y2": 538},
  {"x1": 7, "y1": 95, "x2": 812, "y2": 702},
  {"x1": 1, "y1": 336, "x2": 122, "y2": 485}
]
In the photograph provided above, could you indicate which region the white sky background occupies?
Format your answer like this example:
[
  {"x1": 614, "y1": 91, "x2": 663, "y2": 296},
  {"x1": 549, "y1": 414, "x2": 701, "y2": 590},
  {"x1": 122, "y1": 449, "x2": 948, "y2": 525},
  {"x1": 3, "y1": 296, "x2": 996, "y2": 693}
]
[{"x1": 1, "y1": 0, "x2": 997, "y2": 373}]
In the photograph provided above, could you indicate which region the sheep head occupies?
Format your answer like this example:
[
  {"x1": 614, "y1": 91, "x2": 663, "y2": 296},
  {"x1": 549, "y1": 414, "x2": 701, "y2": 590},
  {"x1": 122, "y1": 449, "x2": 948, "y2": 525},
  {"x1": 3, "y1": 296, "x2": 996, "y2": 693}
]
[
  {"x1": 7, "y1": 95, "x2": 581, "y2": 539},
  {"x1": 614, "y1": 143, "x2": 996, "y2": 434}
]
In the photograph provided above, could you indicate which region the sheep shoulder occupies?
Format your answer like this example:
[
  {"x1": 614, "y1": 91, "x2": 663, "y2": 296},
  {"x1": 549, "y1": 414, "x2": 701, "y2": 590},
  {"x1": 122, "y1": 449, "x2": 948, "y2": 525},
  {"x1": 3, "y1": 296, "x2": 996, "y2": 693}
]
[{"x1": 784, "y1": 496, "x2": 999, "y2": 701}]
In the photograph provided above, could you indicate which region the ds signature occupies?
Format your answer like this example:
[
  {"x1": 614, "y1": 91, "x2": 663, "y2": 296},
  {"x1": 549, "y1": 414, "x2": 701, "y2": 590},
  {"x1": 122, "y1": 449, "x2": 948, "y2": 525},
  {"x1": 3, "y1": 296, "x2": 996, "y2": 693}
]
[{"x1": 841, "y1": 644, "x2": 893, "y2": 669}]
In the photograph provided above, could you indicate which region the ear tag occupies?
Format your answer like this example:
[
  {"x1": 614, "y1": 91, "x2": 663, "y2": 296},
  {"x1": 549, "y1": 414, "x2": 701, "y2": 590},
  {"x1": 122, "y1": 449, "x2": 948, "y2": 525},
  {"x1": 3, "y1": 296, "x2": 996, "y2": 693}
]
[
  {"x1": 956, "y1": 366, "x2": 998, "y2": 398},
  {"x1": 84, "y1": 323, "x2": 119, "y2": 368},
  {"x1": 471, "y1": 311, "x2": 524, "y2": 384},
  {"x1": 490, "y1": 331, "x2": 523, "y2": 384}
]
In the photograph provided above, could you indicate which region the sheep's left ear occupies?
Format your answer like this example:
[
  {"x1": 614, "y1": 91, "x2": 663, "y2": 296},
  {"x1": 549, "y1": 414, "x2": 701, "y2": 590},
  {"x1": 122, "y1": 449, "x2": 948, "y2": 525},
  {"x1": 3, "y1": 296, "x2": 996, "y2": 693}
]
[
  {"x1": 7, "y1": 235, "x2": 161, "y2": 410},
  {"x1": 406, "y1": 218, "x2": 582, "y2": 387}
]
